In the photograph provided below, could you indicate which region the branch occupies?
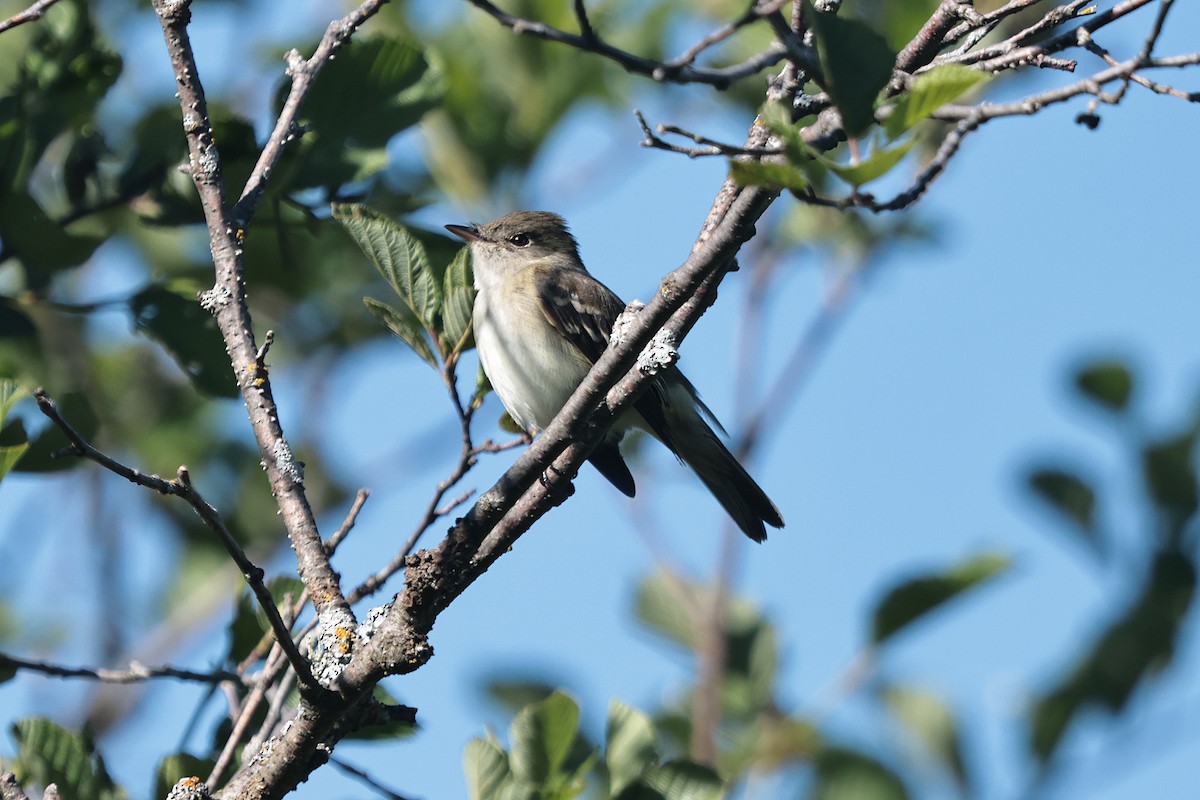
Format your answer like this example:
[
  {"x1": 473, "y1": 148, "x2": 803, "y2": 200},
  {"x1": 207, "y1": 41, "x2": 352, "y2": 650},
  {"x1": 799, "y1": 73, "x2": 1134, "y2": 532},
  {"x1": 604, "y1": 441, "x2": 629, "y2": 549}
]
[
  {"x1": 150, "y1": 0, "x2": 350, "y2": 634},
  {"x1": 0, "y1": 0, "x2": 62, "y2": 35},
  {"x1": 33, "y1": 389, "x2": 321, "y2": 694},
  {"x1": 233, "y1": 0, "x2": 391, "y2": 225},
  {"x1": 462, "y1": 0, "x2": 789, "y2": 88},
  {"x1": 0, "y1": 651, "x2": 239, "y2": 685}
]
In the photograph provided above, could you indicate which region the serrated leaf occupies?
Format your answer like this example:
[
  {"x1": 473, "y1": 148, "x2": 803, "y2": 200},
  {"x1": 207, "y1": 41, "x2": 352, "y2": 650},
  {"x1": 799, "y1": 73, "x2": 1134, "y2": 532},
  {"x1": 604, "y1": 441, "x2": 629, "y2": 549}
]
[
  {"x1": 871, "y1": 553, "x2": 1010, "y2": 645},
  {"x1": 1027, "y1": 467, "x2": 1098, "y2": 540},
  {"x1": 810, "y1": 9, "x2": 896, "y2": 137},
  {"x1": 1075, "y1": 360, "x2": 1134, "y2": 413},
  {"x1": 880, "y1": 685, "x2": 969, "y2": 790},
  {"x1": 884, "y1": 64, "x2": 989, "y2": 139},
  {"x1": 606, "y1": 701, "x2": 658, "y2": 797},
  {"x1": 364, "y1": 297, "x2": 437, "y2": 367},
  {"x1": 640, "y1": 760, "x2": 723, "y2": 800},
  {"x1": 820, "y1": 139, "x2": 915, "y2": 187},
  {"x1": 336, "y1": 203, "x2": 441, "y2": 328},
  {"x1": 441, "y1": 246, "x2": 476, "y2": 356},
  {"x1": 730, "y1": 159, "x2": 809, "y2": 191},
  {"x1": 509, "y1": 691, "x2": 581, "y2": 784},
  {"x1": 812, "y1": 747, "x2": 909, "y2": 800},
  {"x1": 129, "y1": 283, "x2": 239, "y2": 398},
  {"x1": 464, "y1": 737, "x2": 515, "y2": 800},
  {"x1": 11, "y1": 718, "x2": 126, "y2": 800}
]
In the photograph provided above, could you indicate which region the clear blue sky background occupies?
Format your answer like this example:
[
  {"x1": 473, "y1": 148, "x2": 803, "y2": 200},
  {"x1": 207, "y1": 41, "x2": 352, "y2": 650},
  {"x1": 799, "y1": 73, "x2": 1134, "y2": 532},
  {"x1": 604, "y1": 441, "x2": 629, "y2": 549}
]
[{"x1": 3, "y1": 2, "x2": 1199, "y2": 799}]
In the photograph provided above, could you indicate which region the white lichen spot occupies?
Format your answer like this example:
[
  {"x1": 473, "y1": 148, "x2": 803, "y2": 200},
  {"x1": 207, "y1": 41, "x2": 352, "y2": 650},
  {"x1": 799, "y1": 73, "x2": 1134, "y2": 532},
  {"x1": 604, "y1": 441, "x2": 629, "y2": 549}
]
[
  {"x1": 307, "y1": 607, "x2": 357, "y2": 686},
  {"x1": 273, "y1": 439, "x2": 305, "y2": 484},
  {"x1": 637, "y1": 326, "x2": 678, "y2": 376},
  {"x1": 197, "y1": 285, "x2": 231, "y2": 312},
  {"x1": 610, "y1": 300, "x2": 645, "y2": 347}
]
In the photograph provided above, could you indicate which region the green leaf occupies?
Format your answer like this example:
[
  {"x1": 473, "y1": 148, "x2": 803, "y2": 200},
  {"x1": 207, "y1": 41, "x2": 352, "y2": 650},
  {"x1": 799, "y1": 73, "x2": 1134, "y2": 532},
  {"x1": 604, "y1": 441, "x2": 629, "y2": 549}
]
[
  {"x1": 606, "y1": 701, "x2": 658, "y2": 797},
  {"x1": 154, "y1": 753, "x2": 215, "y2": 800},
  {"x1": 345, "y1": 686, "x2": 419, "y2": 741},
  {"x1": 0, "y1": 191, "x2": 104, "y2": 288},
  {"x1": 884, "y1": 64, "x2": 989, "y2": 139},
  {"x1": 871, "y1": 553, "x2": 1010, "y2": 645},
  {"x1": 509, "y1": 691, "x2": 581, "y2": 784},
  {"x1": 441, "y1": 246, "x2": 476, "y2": 356},
  {"x1": 1074, "y1": 360, "x2": 1134, "y2": 413},
  {"x1": 1030, "y1": 551, "x2": 1196, "y2": 761},
  {"x1": 464, "y1": 737, "x2": 515, "y2": 800},
  {"x1": 10, "y1": 718, "x2": 126, "y2": 800},
  {"x1": 730, "y1": 159, "x2": 809, "y2": 191},
  {"x1": 1027, "y1": 467, "x2": 1098, "y2": 540},
  {"x1": 879, "y1": 685, "x2": 970, "y2": 790},
  {"x1": 129, "y1": 283, "x2": 239, "y2": 398},
  {"x1": 363, "y1": 297, "x2": 437, "y2": 367},
  {"x1": 821, "y1": 139, "x2": 915, "y2": 187},
  {"x1": 0, "y1": 433, "x2": 30, "y2": 482},
  {"x1": 810, "y1": 9, "x2": 896, "y2": 137},
  {"x1": 0, "y1": 300, "x2": 37, "y2": 339},
  {"x1": 758, "y1": 101, "x2": 807, "y2": 164},
  {"x1": 0, "y1": 378, "x2": 29, "y2": 426},
  {"x1": 1142, "y1": 433, "x2": 1198, "y2": 524},
  {"x1": 335, "y1": 203, "x2": 441, "y2": 327},
  {"x1": 639, "y1": 760, "x2": 723, "y2": 800},
  {"x1": 812, "y1": 747, "x2": 909, "y2": 800},
  {"x1": 280, "y1": 37, "x2": 442, "y2": 191}
]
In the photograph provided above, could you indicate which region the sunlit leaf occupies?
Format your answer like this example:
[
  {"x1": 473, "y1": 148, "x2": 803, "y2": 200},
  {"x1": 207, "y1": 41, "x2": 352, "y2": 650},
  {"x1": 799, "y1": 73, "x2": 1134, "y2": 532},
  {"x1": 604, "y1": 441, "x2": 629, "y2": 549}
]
[
  {"x1": 639, "y1": 760, "x2": 723, "y2": 800},
  {"x1": 606, "y1": 701, "x2": 658, "y2": 797},
  {"x1": 810, "y1": 8, "x2": 896, "y2": 137},
  {"x1": 509, "y1": 691, "x2": 581, "y2": 784},
  {"x1": 730, "y1": 159, "x2": 809, "y2": 191},
  {"x1": 335, "y1": 203, "x2": 441, "y2": 328},
  {"x1": 880, "y1": 685, "x2": 970, "y2": 790},
  {"x1": 442, "y1": 246, "x2": 475, "y2": 356},
  {"x1": 812, "y1": 747, "x2": 909, "y2": 800},
  {"x1": 10, "y1": 717, "x2": 126, "y2": 800},
  {"x1": 464, "y1": 737, "x2": 514, "y2": 800},
  {"x1": 884, "y1": 64, "x2": 989, "y2": 139},
  {"x1": 871, "y1": 553, "x2": 1010, "y2": 645},
  {"x1": 820, "y1": 139, "x2": 915, "y2": 187}
]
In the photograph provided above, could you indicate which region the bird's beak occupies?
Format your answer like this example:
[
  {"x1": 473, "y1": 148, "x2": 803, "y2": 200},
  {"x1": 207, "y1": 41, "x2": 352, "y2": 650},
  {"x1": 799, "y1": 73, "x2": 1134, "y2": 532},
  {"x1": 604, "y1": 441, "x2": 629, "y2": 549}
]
[{"x1": 445, "y1": 223, "x2": 485, "y2": 243}]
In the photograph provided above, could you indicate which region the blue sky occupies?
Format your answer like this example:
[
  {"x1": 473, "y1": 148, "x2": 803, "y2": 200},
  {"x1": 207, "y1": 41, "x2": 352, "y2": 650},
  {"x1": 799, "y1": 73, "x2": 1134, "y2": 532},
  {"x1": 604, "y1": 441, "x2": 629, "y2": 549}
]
[{"x1": 3, "y1": 2, "x2": 1199, "y2": 799}]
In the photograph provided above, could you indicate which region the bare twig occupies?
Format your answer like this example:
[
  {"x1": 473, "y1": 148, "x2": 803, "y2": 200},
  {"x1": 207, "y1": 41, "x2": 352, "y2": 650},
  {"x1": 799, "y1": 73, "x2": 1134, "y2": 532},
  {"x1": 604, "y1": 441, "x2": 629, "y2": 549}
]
[
  {"x1": 636, "y1": 110, "x2": 785, "y2": 158},
  {"x1": 328, "y1": 758, "x2": 413, "y2": 800},
  {"x1": 33, "y1": 388, "x2": 321, "y2": 694},
  {"x1": 151, "y1": 0, "x2": 350, "y2": 632},
  {"x1": 0, "y1": 0, "x2": 62, "y2": 34},
  {"x1": 326, "y1": 488, "x2": 371, "y2": 555},
  {"x1": 0, "y1": 651, "x2": 240, "y2": 685}
]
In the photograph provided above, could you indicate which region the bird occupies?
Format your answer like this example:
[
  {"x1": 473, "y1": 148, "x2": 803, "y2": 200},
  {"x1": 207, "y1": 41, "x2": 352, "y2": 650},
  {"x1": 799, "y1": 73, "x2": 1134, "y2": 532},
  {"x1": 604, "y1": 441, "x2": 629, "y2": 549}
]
[{"x1": 446, "y1": 211, "x2": 783, "y2": 542}]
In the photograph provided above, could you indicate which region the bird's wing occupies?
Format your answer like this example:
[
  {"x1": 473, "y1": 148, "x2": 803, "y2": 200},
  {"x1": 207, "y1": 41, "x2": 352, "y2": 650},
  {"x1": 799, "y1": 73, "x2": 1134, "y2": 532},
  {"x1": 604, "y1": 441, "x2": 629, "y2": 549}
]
[{"x1": 534, "y1": 266, "x2": 626, "y2": 364}]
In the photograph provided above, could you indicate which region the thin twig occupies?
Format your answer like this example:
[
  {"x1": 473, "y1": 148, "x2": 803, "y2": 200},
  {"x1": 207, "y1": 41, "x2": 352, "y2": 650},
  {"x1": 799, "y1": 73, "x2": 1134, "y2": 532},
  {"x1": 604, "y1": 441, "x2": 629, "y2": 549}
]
[
  {"x1": 0, "y1": 0, "x2": 62, "y2": 34},
  {"x1": 0, "y1": 651, "x2": 240, "y2": 685},
  {"x1": 635, "y1": 110, "x2": 785, "y2": 158},
  {"x1": 329, "y1": 757, "x2": 413, "y2": 800},
  {"x1": 33, "y1": 388, "x2": 322, "y2": 694}
]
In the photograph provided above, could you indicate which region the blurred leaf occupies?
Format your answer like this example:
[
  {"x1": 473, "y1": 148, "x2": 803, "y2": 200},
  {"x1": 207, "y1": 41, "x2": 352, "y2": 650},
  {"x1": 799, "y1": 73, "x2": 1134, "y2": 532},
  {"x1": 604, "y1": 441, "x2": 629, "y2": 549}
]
[
  {"x1": 345, "y1": 686, "x2": 419, "y2": 741},
  {"x1": 335, "y1": 203, "x2": 441, "y2": 328},
  {"x1": 730, "y1": 159, "x2": 809, "y2": 191},
  {"x1": 1142, "y1": 433, "x2": 1198, "y2": 526},
  {"x1": 0, "y1": 299, "x2": 37, "y2": 338},
  {"x1": 1027, "y1": 466, "x2": 1098, "y2": 542},
  {"x1": 509, "y1": 691, "x2": 581, "y2": 785},
  {"x1": 15, "y1": 390, "x2": 96, "y2": 472},
  {"x1": 880, "y1": 685, "x2": 970, "y2": 791},
  {"x1": 0, "y1": 378, "x2": 29, "y2": 424},
  {"x1": 129, "y1": 282, "x2": 239, "y2": 398},
  {"x1": 154, "y1": 754, "x2": 214, "y2": 800},
  {"x1": 639, "y1": 760, "x2": 723, "y2": 800},
  {"x1": 280, "y1": 37, "x2": 442, "y2": 192},
  {"x1": 820, "y1": 139, "x2": 915, "y2": 187},
  {"x1": 871, "y1": 553, "x2": 1010, "y2": 645},
  {"x1": 757, "y1": 101, "x2": 807, "y2": 163},
  {"x1": 10, "y1": 717, "x2": 126, "y2": 800},
  {"x1": 810, "y1": 8, "x2": 896, "y2": 137},
  {"x1": 606, "y1": 701, "x2": 658, "y2": 797},
  {"x1": 363, "y1": 297, "x2": 437, "y2": 367},
  {"x1": 464, "y1": 736, "x2": 515, "y2": 800},
  {"x1": 884, "y1": 64, "x2": 989, "y2": 139},
  {"x1": 1031, "y1": 550, "x2": 1196, "y2": 761},
  {"x1": 441, "y1": 246, "x2": 475, "y2": 356},
  {"x1": 0, "y1": 191, "x2": 104, "y2": 287},
  {"x1": 484, "y1": 679, "x2": 558, "y2": 715},
  {"x1": 1075, "y1": 360, "x2": 1134, "y2": 414},
  {"x1": 811, "y1": 747, "x2": 909, "y2": 800},
  {"x1": 0, "y1": 420, "x2": 30, "y2": 482}
]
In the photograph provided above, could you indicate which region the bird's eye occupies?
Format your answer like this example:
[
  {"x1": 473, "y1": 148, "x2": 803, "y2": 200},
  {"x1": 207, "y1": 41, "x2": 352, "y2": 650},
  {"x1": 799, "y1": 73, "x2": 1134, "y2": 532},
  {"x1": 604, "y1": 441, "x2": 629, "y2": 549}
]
[{"x1": 508, "y1": 233, "x2": 532, "y2": 247}]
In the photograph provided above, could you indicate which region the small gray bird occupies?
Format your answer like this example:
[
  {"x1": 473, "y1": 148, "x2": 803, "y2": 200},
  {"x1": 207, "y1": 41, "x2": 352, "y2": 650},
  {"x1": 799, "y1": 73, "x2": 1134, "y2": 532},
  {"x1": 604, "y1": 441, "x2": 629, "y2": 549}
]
[{"x1": 446, "y1": 211, "x2": 783, "y2": 542}]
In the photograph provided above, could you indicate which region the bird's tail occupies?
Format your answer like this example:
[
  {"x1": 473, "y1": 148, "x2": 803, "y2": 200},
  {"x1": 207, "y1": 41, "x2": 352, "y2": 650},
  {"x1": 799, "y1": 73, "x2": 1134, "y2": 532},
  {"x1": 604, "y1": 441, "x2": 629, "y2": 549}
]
[{"x1": 673, "y1": 420, "x2": 784, "y2": 542}]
